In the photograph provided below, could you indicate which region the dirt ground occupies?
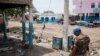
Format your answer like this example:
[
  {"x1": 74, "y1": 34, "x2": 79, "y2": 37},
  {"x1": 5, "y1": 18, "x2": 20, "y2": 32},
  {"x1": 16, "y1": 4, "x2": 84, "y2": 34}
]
[
  {"x1": 7, "y1": 21, "x2": 100, "y2": 56},
  {"x1": 8, "y1": 21, "x2": 100, "y2": 42}
]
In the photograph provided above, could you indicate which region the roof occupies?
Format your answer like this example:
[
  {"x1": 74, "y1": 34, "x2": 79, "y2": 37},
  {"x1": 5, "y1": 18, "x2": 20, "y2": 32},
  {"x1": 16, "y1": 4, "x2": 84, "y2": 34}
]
[
  {"x1": 0, "y1": 0, "x2": 31, "y2": 5},
  {"x1": 40, "y1": 11, "x2": 56, "y2": 16},
  {"x1": 0, "y1": 0, "x2": 32, "y2": 9},
  {"x1": 40, "y1": 13, "x2": 56, "y2": 16}
]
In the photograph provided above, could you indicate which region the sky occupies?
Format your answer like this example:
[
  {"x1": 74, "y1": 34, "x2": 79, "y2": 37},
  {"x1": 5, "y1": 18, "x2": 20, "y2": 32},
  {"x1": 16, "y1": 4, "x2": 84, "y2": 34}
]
[{"x1": 33, "y1": 0, "x2": 74, "y2": 14}]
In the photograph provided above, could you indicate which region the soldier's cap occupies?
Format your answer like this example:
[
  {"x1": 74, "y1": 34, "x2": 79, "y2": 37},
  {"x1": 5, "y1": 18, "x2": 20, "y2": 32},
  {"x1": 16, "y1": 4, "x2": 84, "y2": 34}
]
[{"x1": 73, "y1": 26, "x2": 81, "y2": 33}]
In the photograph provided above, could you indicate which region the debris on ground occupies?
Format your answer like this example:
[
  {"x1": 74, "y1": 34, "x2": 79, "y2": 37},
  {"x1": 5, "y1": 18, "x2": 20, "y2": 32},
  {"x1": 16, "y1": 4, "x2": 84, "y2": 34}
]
[
  {"x1": 0, "y1": 38, "x2": 25, "y2": 56},
  {"x1": 89, "y1": 40, "x2": 100, "y2": 56}
]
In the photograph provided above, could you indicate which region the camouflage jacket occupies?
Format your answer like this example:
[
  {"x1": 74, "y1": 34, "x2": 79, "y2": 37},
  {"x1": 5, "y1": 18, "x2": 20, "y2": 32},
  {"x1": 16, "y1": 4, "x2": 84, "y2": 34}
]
[{"x1": 74, "y1": 34, "x2": 90, "y2": 55}]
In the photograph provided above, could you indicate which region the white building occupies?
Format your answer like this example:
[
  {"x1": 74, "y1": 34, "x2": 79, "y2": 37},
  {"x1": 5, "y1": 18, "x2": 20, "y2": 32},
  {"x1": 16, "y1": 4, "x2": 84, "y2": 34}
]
[{"x1": 38, "y1": 11, "x2": 63, "y2": 22}]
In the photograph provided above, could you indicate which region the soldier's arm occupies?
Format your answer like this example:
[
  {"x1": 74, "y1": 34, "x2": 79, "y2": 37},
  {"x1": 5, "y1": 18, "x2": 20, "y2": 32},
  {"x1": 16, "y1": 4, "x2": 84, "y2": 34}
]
[
  {"x1": 69, "y1": 44, "x2": 77, "y2": 56},
  {"x1": 87, "y1": 37, "x2": 90, "y2": 51}
]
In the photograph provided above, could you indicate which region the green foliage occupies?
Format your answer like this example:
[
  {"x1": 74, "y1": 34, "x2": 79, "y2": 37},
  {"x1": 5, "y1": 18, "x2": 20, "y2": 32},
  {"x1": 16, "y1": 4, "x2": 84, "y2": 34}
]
[{"x1": 6, "y1": 7, "x2": 22, "y2": 17}]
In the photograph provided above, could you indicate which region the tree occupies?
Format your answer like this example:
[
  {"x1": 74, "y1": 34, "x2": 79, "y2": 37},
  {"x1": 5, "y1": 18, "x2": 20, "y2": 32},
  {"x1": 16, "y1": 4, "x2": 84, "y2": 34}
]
[{"x1": 6, "y1": 7, "x2": 22, "y2": 17}]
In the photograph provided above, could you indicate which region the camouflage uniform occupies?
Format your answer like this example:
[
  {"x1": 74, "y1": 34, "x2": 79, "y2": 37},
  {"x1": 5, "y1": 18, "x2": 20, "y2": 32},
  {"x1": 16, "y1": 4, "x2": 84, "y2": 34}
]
[{"x1": 74, "y1": 34, "x2": 90, "y2": 56}]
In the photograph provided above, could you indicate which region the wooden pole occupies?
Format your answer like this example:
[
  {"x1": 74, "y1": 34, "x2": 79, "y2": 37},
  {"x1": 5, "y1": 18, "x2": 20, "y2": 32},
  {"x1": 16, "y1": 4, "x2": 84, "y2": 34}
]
[
  {"x1": 29, "y1": 6, "x2": 33, "y2": 47},
  {"x1": 2, "y1": 10, "x2": 7, "y2": 42},
  {"x1": 22, "y1": 7, "x2": 26, "y2": 42}
]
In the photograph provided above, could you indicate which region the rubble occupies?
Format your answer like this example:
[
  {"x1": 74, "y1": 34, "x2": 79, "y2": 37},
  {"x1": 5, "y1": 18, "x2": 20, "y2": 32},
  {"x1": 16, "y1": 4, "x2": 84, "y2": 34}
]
[
  {"x1": 89, "y1": 40, "x2": 100, "y2": 56},
  {"x1": 0, "y1": 38, "x2": 25, "y2": 56}
]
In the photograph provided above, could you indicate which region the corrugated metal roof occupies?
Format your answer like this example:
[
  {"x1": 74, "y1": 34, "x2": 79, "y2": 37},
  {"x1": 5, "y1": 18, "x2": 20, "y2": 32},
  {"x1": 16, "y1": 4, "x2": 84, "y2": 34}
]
[
  {"x1": 0, "y1": 0, "x2": 31, "y2": 5},
  {"x1": 0, "y1": 0, "x2": 37, "y2": 13},
  {"x1": 0, "y1": 0, "x2": 32, "y2": 9}
]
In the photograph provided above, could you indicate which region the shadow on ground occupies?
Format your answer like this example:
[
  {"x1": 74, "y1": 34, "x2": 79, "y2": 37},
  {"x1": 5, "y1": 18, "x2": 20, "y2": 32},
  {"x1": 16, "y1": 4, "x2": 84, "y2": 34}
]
[
  {"x1": 0, "y1": 37, "x2": 54, "y2": 56},
  {"x1": 24, "y1": 45, "x2": 54, "y2": 56}
]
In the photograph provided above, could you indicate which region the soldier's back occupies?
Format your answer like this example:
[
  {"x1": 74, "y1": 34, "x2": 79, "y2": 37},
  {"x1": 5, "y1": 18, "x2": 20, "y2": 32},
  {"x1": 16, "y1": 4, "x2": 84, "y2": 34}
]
[{"x1": 75, "y1": 34, "x2": 90, "y2": 56}]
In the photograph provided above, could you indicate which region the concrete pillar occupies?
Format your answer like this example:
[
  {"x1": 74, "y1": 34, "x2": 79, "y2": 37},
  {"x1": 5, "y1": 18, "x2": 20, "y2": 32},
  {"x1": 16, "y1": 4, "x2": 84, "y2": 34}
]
[
  {"x1": 44, "y1": 17, "x2": 45, "y2": 22},
  {"x1": 22, "y1": 7, "x2": 26, "y2": 42},
  {"x1": 63, "y1": 0, "x2": 69, "y2": 51},
  {"x1": 49, "y1": 17, "x2": 51, "y2": 22},
  {"x1": 29, "y1": 7, "x2": 33, "y2": 47},
  {"x1": 88, "y1": 13, "x2": 90, "y2": 22},
  {"x1": 84, "y1": 13, "x2": 87, "y2": 21}
]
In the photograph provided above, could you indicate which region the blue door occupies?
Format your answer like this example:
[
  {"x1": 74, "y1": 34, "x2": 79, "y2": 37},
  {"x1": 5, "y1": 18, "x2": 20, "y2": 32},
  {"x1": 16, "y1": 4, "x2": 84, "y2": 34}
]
[
  {"x1": 51, "y1": 17, "x2": 56, "y2": 22},
  {"x1": 41, "y1": 17, "x2": 45, "y2": 22},
  {"x1": 45, "y1": 17, "x2": 49, "y2": 22}
]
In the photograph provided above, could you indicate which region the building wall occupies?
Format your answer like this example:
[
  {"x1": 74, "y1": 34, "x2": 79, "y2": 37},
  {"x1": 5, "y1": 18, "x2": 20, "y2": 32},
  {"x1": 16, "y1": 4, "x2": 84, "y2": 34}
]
[
  {"x1": 72, "y1": 0, "x2": 100, "y2": 21},
  {"x1": 38, "y1": 15, "x2": 57, "y2": 22},
  {"x1": 73, "y1": 0, "x2": 100, "y2": 14},
  {"x1": 38, "y1": 13, "x2": 63, "y2": 22}
]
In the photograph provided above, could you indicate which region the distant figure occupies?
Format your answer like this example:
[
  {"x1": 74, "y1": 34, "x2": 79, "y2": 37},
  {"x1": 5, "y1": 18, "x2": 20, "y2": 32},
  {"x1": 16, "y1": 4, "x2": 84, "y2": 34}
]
[
  {"x1": 69, "y1": 26, "x2": 90, "y2": 56},
  {"x1": 37, "y1": 24, "x2": 46, "y2": 43},
  {"x1": 42, "y1": 24, "x2": 46, "y2": 30}
]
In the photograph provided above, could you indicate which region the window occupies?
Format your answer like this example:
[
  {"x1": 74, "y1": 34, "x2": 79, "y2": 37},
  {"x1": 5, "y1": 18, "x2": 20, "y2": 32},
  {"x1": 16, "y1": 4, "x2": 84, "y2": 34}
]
[
  {"x1": 51, "y1": 17, "x2": 56, "y2": 22},
  {"x1": 91, "y1": 3, "x2": 95, "y2": 8},
  {"x1": 45, "y1": 17, "x2": 49, "y2": 22},
  {"x1": 98, "y1": 2, "x2": 100, "y2": 8},
  {"x1": 41, "y1": 17, "x2": 45, "y2": 21}
]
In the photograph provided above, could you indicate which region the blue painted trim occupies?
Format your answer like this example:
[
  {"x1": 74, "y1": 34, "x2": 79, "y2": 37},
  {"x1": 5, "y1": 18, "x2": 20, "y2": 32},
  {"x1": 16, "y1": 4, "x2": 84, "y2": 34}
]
[
  {"x1": 29, "y1": 22, "x2": 33, "y2": 47},
  {"x1": 40, "y1": 16, "x2": 57, "y2": 22},
  {"x1": 22, "y1": 21, "x2": 26, "y2": 42}
]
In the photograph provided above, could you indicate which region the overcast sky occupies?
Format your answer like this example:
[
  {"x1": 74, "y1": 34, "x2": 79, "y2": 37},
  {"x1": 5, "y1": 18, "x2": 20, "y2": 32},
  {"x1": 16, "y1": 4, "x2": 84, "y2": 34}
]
[{"x1": 33, "y1": 0, "x2": 74, "y2": 14}]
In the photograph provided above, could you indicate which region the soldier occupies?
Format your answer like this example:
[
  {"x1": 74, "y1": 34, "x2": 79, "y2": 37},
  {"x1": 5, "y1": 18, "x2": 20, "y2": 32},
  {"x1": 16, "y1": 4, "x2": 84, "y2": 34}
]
[
  {"x1": 69, "y1": 26, "x2": 90, "y2": 56},
  {"x1": 42, "y1": 24, "x2": 46, "y2": 30}
]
